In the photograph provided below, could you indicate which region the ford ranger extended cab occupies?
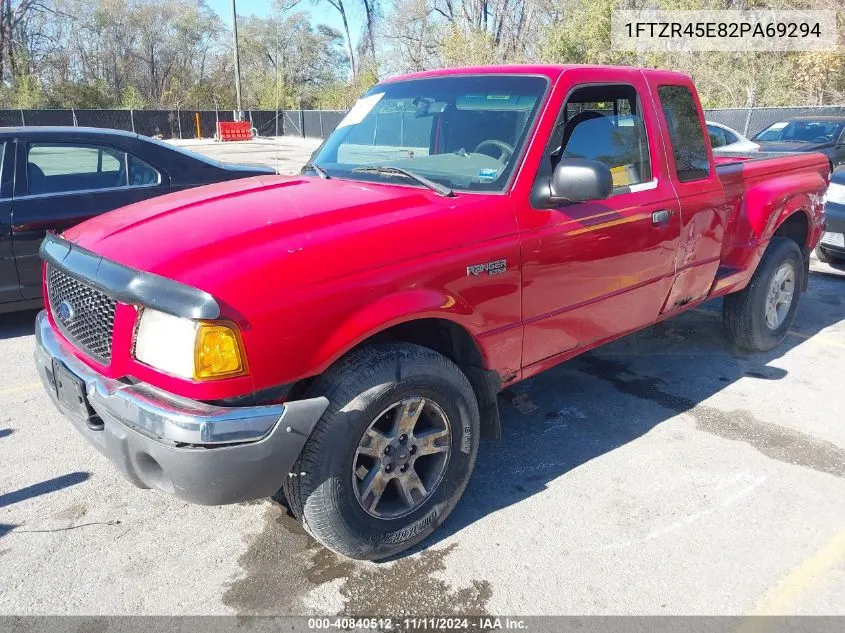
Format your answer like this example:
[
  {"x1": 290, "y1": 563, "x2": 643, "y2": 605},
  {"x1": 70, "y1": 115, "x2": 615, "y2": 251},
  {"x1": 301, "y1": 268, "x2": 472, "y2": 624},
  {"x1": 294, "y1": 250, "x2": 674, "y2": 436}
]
[{"x1": 34, "y1": 65, "x2": 829, "y2": 561}]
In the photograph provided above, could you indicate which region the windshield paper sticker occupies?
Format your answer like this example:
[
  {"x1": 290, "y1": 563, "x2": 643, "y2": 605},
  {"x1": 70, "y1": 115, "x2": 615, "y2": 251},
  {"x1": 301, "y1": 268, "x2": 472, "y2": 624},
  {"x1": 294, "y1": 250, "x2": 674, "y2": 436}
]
[
  {"x1": 337, "y1": 93, "x2": 384, "y2": 129},
  {"x1": 478, "y1": 168, "x2": 499, "y2": 181}
]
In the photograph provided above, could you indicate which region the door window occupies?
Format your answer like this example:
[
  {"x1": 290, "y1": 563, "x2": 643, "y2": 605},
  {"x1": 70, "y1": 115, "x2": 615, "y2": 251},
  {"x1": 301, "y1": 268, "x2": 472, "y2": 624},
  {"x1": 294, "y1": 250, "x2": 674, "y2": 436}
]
[
  {"x1": 128, "y1": 154, "x2": 160, "y2": 186},
  {"x1": 26, "y1": 143, "x2": 160, "y2": 195},
  {"x1": 707, "y1": 125, "x2": 728, "y2": 148},
  {"x1": 657, "y1": 86, "x2": 711, "y2": 182},
  {"x1": 723, "y1": 128, "x2": 740, "y2": 145},
  {"x1": 550, "y1": 84, "x2": 652, "y2": 192}
]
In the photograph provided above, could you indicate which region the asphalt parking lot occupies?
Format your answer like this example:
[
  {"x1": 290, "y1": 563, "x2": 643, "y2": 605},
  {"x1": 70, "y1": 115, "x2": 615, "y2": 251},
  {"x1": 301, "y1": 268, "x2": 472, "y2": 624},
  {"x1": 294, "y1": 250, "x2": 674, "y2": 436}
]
[
  {"x1": 2, "y1": 139, "x2": 845, "y2": 616},
  {"x1": 169, "y1": 136, "x2": 320, "y2": 173}
]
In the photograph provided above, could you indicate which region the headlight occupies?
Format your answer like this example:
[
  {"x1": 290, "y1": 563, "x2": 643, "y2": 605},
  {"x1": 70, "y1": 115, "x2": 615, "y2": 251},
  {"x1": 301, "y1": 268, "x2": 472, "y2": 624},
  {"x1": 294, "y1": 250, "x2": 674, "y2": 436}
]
[
  {"x1": 194, "y1": 323, "x2": 247, "y2": 379},
  {"x1": 134, "y1": 308, "x2": 247, "y2": 380},
  {"x1": 825, "y1": 182, "x2": 845, "y2": 205}
]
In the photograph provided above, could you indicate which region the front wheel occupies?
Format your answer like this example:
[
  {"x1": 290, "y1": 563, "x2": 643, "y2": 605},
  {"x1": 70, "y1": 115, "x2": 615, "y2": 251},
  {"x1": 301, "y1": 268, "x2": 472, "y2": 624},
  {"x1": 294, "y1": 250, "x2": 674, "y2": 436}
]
[
  {"x1": 723, "y1": 237, "x2": 804, "y2": 352},
  {"x1": 281, "y1": 343, "x2": 480, "y2": 560}
]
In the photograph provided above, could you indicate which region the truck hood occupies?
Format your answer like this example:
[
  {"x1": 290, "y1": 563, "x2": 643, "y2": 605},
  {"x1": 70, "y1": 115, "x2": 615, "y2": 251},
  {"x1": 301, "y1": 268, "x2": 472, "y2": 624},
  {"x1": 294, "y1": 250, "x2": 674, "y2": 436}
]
[{"x1": 62, "y1": 174, "x2": 471, "y2": 298}]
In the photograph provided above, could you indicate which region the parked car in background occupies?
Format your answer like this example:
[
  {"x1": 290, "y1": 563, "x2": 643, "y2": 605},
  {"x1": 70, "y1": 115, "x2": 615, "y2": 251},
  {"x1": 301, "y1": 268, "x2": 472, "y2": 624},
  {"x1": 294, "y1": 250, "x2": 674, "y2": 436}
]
[
  {"x1": 706, "y1": 121, "x2": 759, "y2": 153},
  {"x1": 0, "y1": 127, "x2": 275, "y2": 313},
  {"x1": 817, "y1": 166, "x2": 845, "y2": 266},
  {"x1": 32, "y1": 65, "x2": 829, "y2": 561},
  {"x1": 752, "y1": 116, "x2": 845, "y2": 168}
]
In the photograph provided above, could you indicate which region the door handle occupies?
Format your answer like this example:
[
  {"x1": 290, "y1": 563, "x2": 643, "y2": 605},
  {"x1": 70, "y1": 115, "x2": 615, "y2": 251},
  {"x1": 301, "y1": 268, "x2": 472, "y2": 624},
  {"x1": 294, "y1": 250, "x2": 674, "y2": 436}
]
[{"x1": 652, "y1": 209, "x2": 673, "y2": 225}]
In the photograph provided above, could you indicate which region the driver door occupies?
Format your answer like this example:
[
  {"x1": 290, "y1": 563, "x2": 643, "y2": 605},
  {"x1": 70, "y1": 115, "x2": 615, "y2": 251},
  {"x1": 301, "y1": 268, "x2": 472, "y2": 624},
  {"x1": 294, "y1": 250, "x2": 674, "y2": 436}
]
[{"x1": 516, "y1": 69, "x2": 681, "y2": 370}]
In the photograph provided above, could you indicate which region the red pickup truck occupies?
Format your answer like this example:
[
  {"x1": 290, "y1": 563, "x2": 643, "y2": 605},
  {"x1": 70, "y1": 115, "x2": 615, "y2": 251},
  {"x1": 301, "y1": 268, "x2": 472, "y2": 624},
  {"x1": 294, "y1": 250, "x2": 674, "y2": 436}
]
[{"x1": 34, "y1": 65, "x2": 829, "y2": 560}]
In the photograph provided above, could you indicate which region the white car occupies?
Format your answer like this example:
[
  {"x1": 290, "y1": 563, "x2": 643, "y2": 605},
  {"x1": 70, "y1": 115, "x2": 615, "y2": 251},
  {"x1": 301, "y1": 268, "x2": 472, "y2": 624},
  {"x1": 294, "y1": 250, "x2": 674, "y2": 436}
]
[{"x1": 706, "y1": 121, "x2": 760, "y2": 153}]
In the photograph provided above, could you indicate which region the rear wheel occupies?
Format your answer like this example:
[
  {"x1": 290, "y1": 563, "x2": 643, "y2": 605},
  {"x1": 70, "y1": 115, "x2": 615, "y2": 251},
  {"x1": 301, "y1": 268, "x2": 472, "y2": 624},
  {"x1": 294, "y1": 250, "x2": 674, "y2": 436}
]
[
  {"x1": 281, "y1": 343, "x2": 480, "y2": 560},
  {"x1": 723, "y1": 237, "x2": 804, "y2": 352}
]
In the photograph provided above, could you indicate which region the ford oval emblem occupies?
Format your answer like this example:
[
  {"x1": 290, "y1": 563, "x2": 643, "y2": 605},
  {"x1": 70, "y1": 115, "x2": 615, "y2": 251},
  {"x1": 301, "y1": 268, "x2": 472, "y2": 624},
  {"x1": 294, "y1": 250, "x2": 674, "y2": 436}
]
[{"x1": 57, "y1": 300, "x2": 75, "y2": 323}]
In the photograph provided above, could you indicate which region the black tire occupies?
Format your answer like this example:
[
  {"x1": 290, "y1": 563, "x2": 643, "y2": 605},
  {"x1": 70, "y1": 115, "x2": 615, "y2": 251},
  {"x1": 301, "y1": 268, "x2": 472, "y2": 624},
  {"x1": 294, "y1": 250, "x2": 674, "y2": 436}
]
[
  {"x1": 281, "y1": 343, "x2": 480, "y2": 560},
  {"x1": 723, "y1": 237, "x2": 804, "y2": 352},
  {"x1": 816, "y1": 245, "x2": 845, "y2": 267}
]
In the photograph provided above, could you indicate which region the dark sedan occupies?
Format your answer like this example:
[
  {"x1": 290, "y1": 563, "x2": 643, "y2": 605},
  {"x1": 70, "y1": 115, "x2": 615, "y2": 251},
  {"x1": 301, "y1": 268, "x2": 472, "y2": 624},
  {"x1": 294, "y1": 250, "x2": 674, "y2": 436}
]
[
  {"x1": 0, "y1": 127, "x2": 275, "y2": 313},
  {"x1": 817, "y1": 166, "x2": 845, "y2": 267},
  {"x1": 753, "y1": 116, "x2": 845, "y2": 169}
]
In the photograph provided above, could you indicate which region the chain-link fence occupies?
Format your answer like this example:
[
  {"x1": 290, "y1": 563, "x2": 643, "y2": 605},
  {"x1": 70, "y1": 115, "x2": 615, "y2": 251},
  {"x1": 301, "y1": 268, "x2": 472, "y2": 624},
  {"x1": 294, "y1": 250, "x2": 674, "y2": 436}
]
[
  {"x1": 0, "y1": 108, "x2": 347, "y2": 140},
  {"x1": 704, "y1": 105, "x2": 845, "y2": 138},
  {"x1": 3, "y1": 105, "x2": 842, "y2": 142}
]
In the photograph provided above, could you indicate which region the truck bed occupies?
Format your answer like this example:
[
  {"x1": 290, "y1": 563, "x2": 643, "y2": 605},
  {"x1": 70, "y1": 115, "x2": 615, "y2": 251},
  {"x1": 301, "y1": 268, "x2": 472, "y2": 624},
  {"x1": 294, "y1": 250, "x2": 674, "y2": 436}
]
[
  {"x1": 709, "y1": 150, "x2": 829, "y2": 297},
  {"x1": 715, "y1": 150, "x2": 829, "y2": 205}
]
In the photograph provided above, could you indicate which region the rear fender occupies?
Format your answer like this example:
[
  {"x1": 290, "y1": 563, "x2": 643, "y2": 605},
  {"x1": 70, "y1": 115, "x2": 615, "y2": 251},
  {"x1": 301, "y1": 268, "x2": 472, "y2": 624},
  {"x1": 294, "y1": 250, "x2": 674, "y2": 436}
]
[
  {"x1": 713, "y1": 171, "x2": 825, "y2": 297},
  {"x1": 738, "y1": 171, "x2": 826, "y2": 247}
]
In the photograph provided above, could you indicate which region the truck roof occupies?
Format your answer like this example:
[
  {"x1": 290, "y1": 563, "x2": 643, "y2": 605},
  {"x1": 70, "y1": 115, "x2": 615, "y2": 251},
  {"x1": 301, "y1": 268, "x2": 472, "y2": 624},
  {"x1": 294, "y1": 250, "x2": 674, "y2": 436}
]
[{"x1": 384, "y1": 64, "x2": 692, "y2": 84}]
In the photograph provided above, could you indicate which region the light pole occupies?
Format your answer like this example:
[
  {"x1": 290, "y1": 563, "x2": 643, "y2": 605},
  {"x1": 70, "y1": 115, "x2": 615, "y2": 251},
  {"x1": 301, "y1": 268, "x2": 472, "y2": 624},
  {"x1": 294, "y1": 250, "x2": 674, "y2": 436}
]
[{"x1": 231, "y1": 0, "x2": 243, "y2": 120}]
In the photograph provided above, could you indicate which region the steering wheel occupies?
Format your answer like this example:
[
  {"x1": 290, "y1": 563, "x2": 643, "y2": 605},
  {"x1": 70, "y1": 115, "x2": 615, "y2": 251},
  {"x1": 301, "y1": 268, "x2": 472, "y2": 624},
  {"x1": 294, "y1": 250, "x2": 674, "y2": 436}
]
[
  {"x1": 473, "y1": 139, "x2": 515, "y2": 163},
  {"x1": 811, "y1": 136, "x2": 831, "y2": 143}
]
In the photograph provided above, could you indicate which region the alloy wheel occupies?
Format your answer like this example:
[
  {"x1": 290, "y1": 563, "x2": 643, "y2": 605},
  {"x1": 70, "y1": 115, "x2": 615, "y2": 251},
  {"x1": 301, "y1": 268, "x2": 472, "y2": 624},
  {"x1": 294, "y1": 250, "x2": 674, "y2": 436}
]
[
  {"x1": 352, "y1": 397, "x2": 452, "y2": 519},
  {"x1": 764, "y1": 262, "x2": 795, "y2": 330}
]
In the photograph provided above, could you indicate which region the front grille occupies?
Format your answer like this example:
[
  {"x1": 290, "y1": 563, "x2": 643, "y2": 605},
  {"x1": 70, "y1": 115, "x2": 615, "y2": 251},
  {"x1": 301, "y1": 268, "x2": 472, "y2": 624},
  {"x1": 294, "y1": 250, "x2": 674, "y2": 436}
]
[{"x1": 47, "y1": 266, "x2": 117, "y2": 363}]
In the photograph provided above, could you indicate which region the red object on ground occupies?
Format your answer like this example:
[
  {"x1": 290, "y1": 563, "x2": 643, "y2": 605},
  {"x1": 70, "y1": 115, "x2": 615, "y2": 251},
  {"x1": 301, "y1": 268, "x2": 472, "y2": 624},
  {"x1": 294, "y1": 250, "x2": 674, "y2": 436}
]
[{"x1": 217, "y1": 121, "x2": 252, "y2": 141}]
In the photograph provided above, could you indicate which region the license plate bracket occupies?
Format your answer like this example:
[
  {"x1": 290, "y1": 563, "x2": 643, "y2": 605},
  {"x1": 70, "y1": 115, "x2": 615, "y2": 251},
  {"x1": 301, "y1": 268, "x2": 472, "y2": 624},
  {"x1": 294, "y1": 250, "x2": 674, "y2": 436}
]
[{"x1": 52, "y1": 359, "x2": 94, "y2": 419}]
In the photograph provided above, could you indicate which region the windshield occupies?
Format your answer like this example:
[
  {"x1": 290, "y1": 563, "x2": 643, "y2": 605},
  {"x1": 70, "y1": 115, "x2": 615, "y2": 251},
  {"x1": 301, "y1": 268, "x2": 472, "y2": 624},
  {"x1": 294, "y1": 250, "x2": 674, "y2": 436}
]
[
  {"x1": 753, "y1": 120, "x2": 843, "y2": 143},
  {"x1": 310, "y1": 75, "x2": 548, "y2": 192}
]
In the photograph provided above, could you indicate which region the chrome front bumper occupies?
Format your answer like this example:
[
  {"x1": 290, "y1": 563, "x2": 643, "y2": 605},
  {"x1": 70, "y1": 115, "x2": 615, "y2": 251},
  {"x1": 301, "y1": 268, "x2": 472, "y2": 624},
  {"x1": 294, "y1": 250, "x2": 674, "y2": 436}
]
[{"x1": 34, "y1": 310, "x2": 328, "y2": 505}]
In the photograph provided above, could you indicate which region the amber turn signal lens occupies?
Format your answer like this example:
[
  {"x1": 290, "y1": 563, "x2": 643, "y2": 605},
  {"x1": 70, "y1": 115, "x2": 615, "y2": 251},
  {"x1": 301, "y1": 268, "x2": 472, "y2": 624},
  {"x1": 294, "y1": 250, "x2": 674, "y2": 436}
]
[{"x1": 194, "y1": 323, "x2": 247, "y2": 380}]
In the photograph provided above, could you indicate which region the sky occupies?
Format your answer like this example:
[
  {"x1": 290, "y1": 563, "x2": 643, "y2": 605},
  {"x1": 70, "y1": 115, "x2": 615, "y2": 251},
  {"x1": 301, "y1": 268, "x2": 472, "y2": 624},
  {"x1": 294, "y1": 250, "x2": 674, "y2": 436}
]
[{"x1": 206, "y1": 0, "x2": 364, "y2": 47}]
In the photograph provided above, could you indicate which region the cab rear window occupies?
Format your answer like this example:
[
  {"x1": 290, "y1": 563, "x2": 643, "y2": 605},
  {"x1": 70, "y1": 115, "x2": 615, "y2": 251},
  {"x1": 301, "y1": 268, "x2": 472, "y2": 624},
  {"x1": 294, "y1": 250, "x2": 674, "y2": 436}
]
[{"x1": 657, "y1": 85, "x2": 710, "y2": 182}]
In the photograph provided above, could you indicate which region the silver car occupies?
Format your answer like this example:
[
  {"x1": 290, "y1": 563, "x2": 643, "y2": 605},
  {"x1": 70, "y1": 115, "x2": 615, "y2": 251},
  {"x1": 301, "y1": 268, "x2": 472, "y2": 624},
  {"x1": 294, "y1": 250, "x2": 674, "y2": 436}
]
[{"x1": 706, "y1": 121, "x2": 760, "y2": 153}]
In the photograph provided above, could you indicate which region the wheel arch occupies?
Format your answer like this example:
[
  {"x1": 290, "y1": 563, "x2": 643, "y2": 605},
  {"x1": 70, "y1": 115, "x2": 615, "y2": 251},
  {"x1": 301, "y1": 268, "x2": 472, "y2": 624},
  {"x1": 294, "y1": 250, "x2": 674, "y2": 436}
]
[
  {"x1": 771, "y1": 207, "x2": 811, "y2": 290},
  {"x1": 291, "y1": 292, "x2": 502, "y2": 439},
  {"x1": 740, "y1": 165, "x2": 825, "y2": 248},
  {"x1": 369, "y1": 317, "x2": 502, "y2": 439},
  {"x1": 771, "y1": 207, "x2": 810, "y2": 249}
]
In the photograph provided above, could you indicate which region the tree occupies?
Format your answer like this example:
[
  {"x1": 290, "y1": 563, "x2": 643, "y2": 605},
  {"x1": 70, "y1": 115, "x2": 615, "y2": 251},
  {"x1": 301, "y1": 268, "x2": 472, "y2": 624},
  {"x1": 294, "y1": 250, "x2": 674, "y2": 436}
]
[
  {"x1": 0, "y1": 0, "x2": 842, "y2": 111},
  {"x1": 359, "y1": 0, "x2": 378, "y2": 64},
  {"x1": 0, "y1": 0, "x2": 56, "y2": 87},
  {"x1": 239, "y1": 9, "x2": 348, "y2": 109},
  {"x1": 321, "y1": 0, "x2": 357, "y2": 76}
]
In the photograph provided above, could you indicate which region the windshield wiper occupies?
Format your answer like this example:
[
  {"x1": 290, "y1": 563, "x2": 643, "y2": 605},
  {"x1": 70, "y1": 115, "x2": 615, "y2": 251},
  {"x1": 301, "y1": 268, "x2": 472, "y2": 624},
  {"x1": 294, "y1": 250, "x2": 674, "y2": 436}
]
[
  {"x1": 352, "y1": 165, "x2": 454, "y2": 197},
  {"x1": 302, "y1": 162, "x2": 330, "y2": 179}
]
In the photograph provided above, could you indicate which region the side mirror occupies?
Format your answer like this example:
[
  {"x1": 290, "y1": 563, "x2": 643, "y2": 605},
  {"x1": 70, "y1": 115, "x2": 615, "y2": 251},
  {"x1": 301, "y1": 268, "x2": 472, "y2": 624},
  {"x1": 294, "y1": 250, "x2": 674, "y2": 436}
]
[{"x1": 547, "y1": 158, "x2": 613, "y2": 205}]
